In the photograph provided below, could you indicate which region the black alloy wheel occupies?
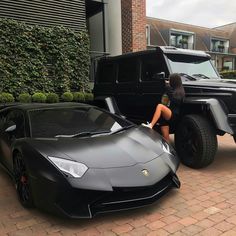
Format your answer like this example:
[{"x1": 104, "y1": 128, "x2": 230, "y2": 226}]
[
  {"x1": 13, "y1": 153, "x2": 34, "y2": 208},
  {"x1": 175, "y1": 115, "x2": 217, "y2": 169}
]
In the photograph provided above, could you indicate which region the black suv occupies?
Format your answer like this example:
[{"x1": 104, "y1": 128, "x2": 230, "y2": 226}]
[{"x1": 93, "y1": 46, "x2": 236, "y2": 169}]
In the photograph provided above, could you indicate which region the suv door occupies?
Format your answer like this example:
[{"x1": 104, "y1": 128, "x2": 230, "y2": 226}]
[
  {"x1": 136, "y1": 53, "x2": 169, "y2": 122},
  {"x1": 115, "y1": 57, "x2": 139, "y2": 119},
  {"x1": 94, "y1": 61, "x2": 115, "y2": 97}
]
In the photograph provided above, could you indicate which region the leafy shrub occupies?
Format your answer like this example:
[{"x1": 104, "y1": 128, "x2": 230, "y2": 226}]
[
  {"x1": 73, "y1": 92, "x2": 85, "y2": 102},
  {"x1": 61, "y1": 92, "x2": 73, "y2": 102},
  {"x1": 84, "y1": 93, "x2": 94, "y2": 102},
  {"x1": 0, "y1": 93, "x2": 15, "y2": 103},
  {"x1": 32, "y1": 92, "x2": 46, "y2": 103},
  {"x1": 220, "y1": 70, "x2": 236, "y2": 79},
  {"x1": 0, "y1": 18, "x2": 90, "y2": 96},
  {"x1": 18, "y1": 93, "x2": 32, "y2": 103},
  {"x1": 46, "y1": 93, "x2": 59, "y2": 103}
]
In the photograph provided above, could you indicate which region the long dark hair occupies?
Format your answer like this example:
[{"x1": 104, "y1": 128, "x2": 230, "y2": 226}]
[{"x1": 169, "y1": 73, "x2": 185, "y2": 99}]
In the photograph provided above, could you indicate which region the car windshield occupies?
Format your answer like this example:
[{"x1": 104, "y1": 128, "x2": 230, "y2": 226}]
[
  {"x1": 29, "y1": 107, "x2": 133, "y2": 138},
  {"x1": 166, "y1": 54, "x2": 219, "y2": 79}
]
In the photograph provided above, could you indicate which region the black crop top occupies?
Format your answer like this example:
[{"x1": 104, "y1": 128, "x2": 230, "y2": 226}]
[{"x1": 165, "y1": 85, "x2": 184, "y2": 116}]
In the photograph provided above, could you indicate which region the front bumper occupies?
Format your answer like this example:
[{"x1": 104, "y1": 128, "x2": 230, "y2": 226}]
[
  {"x1": 91, "y1": 173, "x2": 180, "y2": 216},
  {"x1": 29, "y1": 151, "x2": 180, "y2": 218},
  {"x1": 31, "y1": 171, "x2": 180, "y2": 218}
]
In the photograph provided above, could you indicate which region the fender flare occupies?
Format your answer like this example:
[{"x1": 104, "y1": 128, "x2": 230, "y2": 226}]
[{"x1": 183, "y1": 97, "x2": 233, "y2": 134}]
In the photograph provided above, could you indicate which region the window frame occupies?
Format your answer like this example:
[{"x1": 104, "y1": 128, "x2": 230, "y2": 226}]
[
  {"x1": 140, "y1": 53, "x2": 169, "y2": 83},
  {"x1": 97, "y1": 62, "x2": 116, "y2": 84}
]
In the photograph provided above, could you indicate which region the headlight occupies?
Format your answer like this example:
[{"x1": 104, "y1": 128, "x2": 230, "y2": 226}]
[
  {"x1": 48, "y1": 156, "x2": 88, "y2": 178},
  {"x1": 161, "y1": 140, "x2": 174, "y2": 156}
]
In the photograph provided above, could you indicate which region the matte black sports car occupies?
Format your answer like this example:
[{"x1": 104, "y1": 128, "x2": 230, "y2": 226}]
[{"x1": 0, "y1": 103, "x2": 180, "y2": 218}]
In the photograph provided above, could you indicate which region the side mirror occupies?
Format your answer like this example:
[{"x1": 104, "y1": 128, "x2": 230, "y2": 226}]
[
  {"x1": 5, "y1": 122, "x2": 16, "y2": 133},
  {"x1": 154, "y1": 72, "x2": 166, "y2": 80}
]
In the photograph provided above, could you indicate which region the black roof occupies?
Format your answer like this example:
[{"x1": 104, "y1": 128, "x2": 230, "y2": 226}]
[
  {"x1": 0, "y1": 102, "x2": 90, "y2": 111},
  {"x1": 102, "y1": 48, "x2": 157, "y2": 61},
  {"x1": 100, "y1": 46, "x2": 210, "y2": 62}
]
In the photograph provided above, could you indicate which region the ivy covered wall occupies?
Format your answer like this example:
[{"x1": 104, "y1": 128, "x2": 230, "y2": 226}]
[{"x1": 0, "y1": 18, "x2": 90, "y2": 96}]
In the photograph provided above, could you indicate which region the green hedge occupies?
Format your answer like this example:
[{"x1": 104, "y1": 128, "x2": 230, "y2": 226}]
[
  {"x1": 32, "y1": 92, "x2": 47, "y2": 103},
  {"x1": 61, "y1": 92, "x2": 73, "y2": 102},
  {"x1": 73, "y1": 92, "x2": 85, "y2": 102},
  {"x1": 220, "y1": 70, "x2": 236, "y2": 79},
  {"x1": 0, "y1": 18, "x2": 90, "y2": 96},
  {"x1": 46, "y1": 93, "x2": 59, "y2": 103},
  {"x1": 18, "y1": 93, "x2": 31, "y2": 103},
  {"x1": 0, "y1": 91, "x2": 93, "y2": 103},
  {"x1": 0, "y1": 92, "x2": 15, "y2": 103}
]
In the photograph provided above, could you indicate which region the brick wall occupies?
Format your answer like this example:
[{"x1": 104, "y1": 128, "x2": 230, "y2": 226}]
[{"x1": 121, "y1": 0, "x2": 146, "y2": 53}]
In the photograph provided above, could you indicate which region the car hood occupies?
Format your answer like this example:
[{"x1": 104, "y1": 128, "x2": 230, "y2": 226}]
[
  {"x1": 183, "y1": 78, "x2": 236, "y2": 89},
  {"x1": 29, "y1": 127, "x2": 165, "y2": 168}
]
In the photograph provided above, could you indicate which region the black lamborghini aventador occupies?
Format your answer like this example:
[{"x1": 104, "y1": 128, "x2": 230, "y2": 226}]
[{"x1": 0, "y1": 103, "x2": 180, "y2": 218}]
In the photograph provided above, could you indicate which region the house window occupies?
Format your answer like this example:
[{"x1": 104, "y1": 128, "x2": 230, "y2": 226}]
[
  {"x1": 211, "y1": 39, "x2": 229, "y2": 53},
  {"x1": 170, "y1": 31, "x2": 194, "y2": 49},
  {"x1": 170, "y1": 35, "x2": 177, "y2": 47}
]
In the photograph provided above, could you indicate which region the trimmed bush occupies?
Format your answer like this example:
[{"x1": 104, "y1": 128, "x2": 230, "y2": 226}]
[
  {"x1": 84, "y1": 93, "x2": 94, "y2": 102},
  {"x1": 32, "y1": 92, "x2": 46, "y2": 103},
  {"x1": 0, "y1": 92, "x2": 15, "y2": 103},
  {"x1": 220, "y1": 70, "x2": 236, "y2": 79},
  {"x1": 73, "y1": 92, "x2": 85, "y2": 102},
  {"x1": 61, "y1": 92, "x2": 73, "y2": 102},
  {"x1": 18, "y1": 93, "x2": 32, "y2": 103},
  {"x1": 46, "y1": 93, "x2": 59, "y2": 103}
]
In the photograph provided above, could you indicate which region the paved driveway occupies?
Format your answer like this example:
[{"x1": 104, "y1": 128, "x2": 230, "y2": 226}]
[{"x1": 0, "y1": 135, "x2": 236, "y2": 236}]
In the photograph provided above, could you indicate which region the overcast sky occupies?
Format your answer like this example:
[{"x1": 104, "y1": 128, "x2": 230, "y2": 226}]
[{"x1": 146, "y1": 0, "x2": 236, "y2": 28}]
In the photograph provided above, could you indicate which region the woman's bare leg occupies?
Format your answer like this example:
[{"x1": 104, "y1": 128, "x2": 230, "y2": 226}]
[
  {"x1": 150, "y1": 104, "x2": 172, "y2": 128},
  {"x1": 161, "y1": 126, "x2": 170, "y2": 142}
]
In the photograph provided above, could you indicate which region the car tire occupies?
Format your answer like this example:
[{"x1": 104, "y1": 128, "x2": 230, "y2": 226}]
[
  {"x1": 175, "y1": 115, "x2": 218, "y2": 169},
  {"x1": 13, "y1": 152, "x2": 34, "y2": 208}
]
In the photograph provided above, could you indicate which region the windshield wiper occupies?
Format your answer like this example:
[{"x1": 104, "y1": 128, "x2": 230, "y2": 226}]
[
  {"x1": 110, "y1": 124, "x2": 136, "y2": 135},
  {"x1": 192, "y1": 74, "x2": 210, "y2": 79},
  {"x1": 55, "y1": 130, "x2": 110, "y2": 138},
  {"x1": 55, "y1": 125, "x2": 136, "y2": 138},
  {"x1": 179, "y1": 73, "x2": 196, "y2": 81}
]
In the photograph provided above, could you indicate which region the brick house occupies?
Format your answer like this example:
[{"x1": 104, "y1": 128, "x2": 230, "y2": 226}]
[{"x1": 146, "y1": 17, "x2": 236, "y2": 71}]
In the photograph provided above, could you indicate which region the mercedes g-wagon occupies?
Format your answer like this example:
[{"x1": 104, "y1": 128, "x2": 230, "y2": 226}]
[{"x1": 94, "y1": 46, "x2": 236, "y2": 169}]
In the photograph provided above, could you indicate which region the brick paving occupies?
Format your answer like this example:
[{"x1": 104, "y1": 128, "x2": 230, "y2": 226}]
[{"x1": 0, "y1": 134, "x2": 236, "y2": 235}]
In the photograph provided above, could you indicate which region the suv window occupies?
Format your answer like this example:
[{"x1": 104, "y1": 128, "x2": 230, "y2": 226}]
[
  {"x1": 6, "y1": 110, "x2": 25, "y2": 139},
  {"x1": 98, "y1": 63, "x2": 115, "y2": 83},
  {"x1": 118, "y1": 58, "x2": 137, "y2": 83},
  {"x1": 141, "y1": 54, "x2": 168, "y2": 81}
]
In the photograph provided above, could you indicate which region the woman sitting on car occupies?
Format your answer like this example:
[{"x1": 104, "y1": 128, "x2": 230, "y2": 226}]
[{"x1": 142, "y1": 73, "x2": 185, "y2": 142}]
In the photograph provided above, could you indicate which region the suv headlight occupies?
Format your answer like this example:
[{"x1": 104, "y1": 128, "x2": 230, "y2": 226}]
[{"x1": 48, "y1": 156, "x2": 88, "y2": 178}]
